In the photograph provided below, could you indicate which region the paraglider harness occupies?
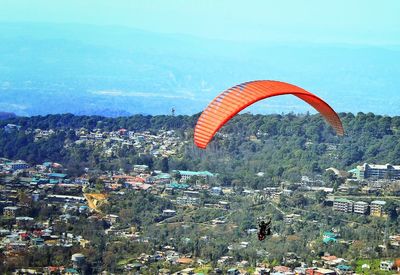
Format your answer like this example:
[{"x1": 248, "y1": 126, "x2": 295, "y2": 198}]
[{"x1": 258, "y1": 218, "x2": 272, "y2": 241}]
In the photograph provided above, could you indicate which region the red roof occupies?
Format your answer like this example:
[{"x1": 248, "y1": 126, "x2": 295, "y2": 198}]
[
  {"x1": 113, "y1": 175, "x2": 136, "y2": 181},
  {"x1": 47, "y1": 266, "x2": 64, "y2": 272},
  {"x1": 134, "y1": 177, "x2": 145, "y2": 183},
  {"x1": 321, "y1": 255, "x2": 338, "y2": 261},
  {"x1": 176, "y1": 257, "x2": 193, "y2": 264},
  {"x1": 19, "y1": 233, "x2": 29, "y2": 239}
]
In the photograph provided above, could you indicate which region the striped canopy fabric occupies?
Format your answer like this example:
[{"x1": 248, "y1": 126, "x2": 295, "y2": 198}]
[{"x1": 194, "y1": 80, "x2": 344, "y2": 149}]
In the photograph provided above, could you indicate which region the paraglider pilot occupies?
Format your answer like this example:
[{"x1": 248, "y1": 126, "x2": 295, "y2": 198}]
[{"x1": 258, "y1": 218, "x2": 271, "y2": 241}]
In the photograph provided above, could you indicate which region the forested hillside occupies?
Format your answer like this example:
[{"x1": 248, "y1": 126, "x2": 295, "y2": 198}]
[{"x1": 1, "y1": 112, "x2": 400, "y2": 187}]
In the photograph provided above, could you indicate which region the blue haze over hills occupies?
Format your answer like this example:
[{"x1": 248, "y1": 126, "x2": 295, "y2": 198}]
[{"x1": 0, "y1": 22, "x2": 399, "y2": 117}]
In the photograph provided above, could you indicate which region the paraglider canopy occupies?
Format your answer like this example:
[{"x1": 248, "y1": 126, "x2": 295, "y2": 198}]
[{"x1": 194, "y1": 80, "x2": 344, "y2": 149}]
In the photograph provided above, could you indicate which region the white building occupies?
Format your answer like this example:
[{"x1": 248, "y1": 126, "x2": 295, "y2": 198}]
[
  {"x1": 353, "y1": 201, "x2": 369, "y2": 214},
  {"x1": 177, "y1": 191, "x2": 200, "y2": 206},
  {"x1": 333, "y1": 198, "x2": 353, "y2": 213},
  {"x1": 174, "y1": 170, "x2": 214, "y2": 182},
  {"x1": 380, "y1": 260, "x2": 394, "y2": 271}
]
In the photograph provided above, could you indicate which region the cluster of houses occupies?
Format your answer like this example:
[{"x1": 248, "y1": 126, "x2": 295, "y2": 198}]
[
  {"x1": 0, "y1": 157, "x2": 224, "y2": 272},
  {"x1": 74, "y1": 128, "x2": 183, "y2": 158},
  {"x1": 116, "y1": 245, "x2": 400, "y2": 275},
  {"x1": 6, "y1": 124, "x2": 185, "y2": 159},
  {"x1": 3, "y1": 123, "x2": 21, "y2": 133},
  {"x1": 79, "y1": 167, "x2": 219, "y2": 207},
  {"x1": 170, "y1": 253, "x2": 400, "y2": 275},
  {"x1": 2, "y1": 154, "x2": 400, "y2": 274},
  {"x1": 0, "y1": 158, "x2": 30, "y2": 173},
  {"x1": 0, "y1": 158, "x2": 92, "y2": 273},
  {"x1": 31, "y1": 129, "x2": 56, "y2": 142},
  {"x1": 4, "y1": 125, "x2": 57, "y2": 142}
]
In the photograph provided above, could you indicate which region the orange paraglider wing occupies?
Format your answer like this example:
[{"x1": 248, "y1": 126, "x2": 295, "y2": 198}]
[{"x1": 194, "y1": 80, "x2": 344, "y2": 149}]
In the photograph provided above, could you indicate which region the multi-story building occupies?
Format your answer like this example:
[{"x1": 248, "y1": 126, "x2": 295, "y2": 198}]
[
  {"x1": 176, "y1": 191, "x2": 200, "y2": 206},
  {"x1": 176, "y1": 196, "x2": 200, "y2": 206},
  {"x1": 370, "y1": 200, "x2": 386, "y2": 217},
  {"x1": 9, "y1": 161, "x2": 29, "y2": 171},
  {"x1": 354, "y1": 163, "x2": 400, "y2": 180},
  {"x1": 333, "y1": 198, "x2": 353, "y2": 213},
  {"x1": 174, "y1": 170, "x2": 214, "y2": 183},
  {"x1": 353, "y1": 201, "x2": 369, "y2": 215}
]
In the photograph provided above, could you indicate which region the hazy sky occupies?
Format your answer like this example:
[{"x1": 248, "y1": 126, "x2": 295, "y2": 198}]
[{"x1": 1, "y1": 0, "x2": 400, "y2": 45}]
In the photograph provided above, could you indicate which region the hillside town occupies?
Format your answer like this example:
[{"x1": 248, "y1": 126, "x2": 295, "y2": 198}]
[
  {"x1": 1, "y1": 149, "x2": 400, "y2": 274},
  {"x1": 30, "y1": 126, "x2": 185, "y2": 159}
]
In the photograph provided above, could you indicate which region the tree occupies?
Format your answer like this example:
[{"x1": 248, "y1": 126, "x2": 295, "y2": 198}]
[
  {"x1": 315, "y1": 191, "x2": 327, "y2": 204},
  {"x1": 95, "y1": 178, "x2": 105, "y2": 192},
  {"x1": 384, "y1": 201, "x2": 399, "y2": 221},
  {"x1": 172, "y1": 171, "x2": 182, "y2": 182},
  {"x1": 17, "y1": 190, "x2": 32, "y2": 208},
  {"x1": 161, "y1": 157, "x2": 169, "y2": 173},
  {"x1": 292, "y1": 193, "x2": 308, "y2": 208}
]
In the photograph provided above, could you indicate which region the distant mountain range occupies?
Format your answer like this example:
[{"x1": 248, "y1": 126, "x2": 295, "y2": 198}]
[{"x1": 0, "y1": 22, "x2": 399, "y2": 117}]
